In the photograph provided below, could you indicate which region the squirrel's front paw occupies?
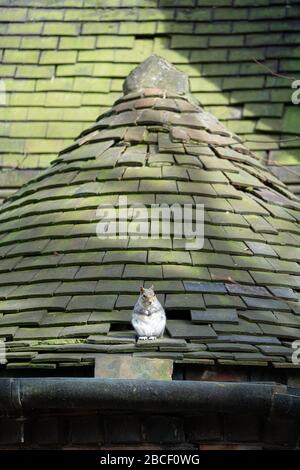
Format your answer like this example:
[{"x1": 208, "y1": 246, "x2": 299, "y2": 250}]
[
  {"x1": 138, "y1": 336, "x2": 148, "y2": 340},
  {"x1": 148, "y1": 336, "x2": 157, "y2": 341}
]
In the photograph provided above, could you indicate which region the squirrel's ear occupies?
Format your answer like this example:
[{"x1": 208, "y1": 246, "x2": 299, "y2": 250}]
[
  {"x1": 140, "y1": 287, "x2": 144, "y2": 293},
  {"x1": 150, "y1": 284, "x2": 154, "y2": 290}
]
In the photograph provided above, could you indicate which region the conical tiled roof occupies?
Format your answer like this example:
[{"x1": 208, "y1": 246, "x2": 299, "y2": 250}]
[{"x1": 0, "y1": 55, "x2": 300, "y2": 370}]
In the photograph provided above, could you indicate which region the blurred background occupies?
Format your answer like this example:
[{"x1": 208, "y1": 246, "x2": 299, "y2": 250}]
[{"x1": 0, "y1": 0, "x2": 300, "y2": 201}]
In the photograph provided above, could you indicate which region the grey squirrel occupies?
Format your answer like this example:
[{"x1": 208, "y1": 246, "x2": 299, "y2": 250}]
[{"x1": 132, "y1": 285, "x2": 166, "y2": 340}]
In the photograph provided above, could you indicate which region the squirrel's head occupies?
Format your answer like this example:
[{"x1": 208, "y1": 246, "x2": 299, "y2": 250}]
[{"x1": 139, "y1": 285, "x2": 156, "y2": 305}]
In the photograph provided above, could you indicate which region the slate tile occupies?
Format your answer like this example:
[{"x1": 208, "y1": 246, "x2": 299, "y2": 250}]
[
  {"x1": 209, "y1": 267, "x2": 255, "y2": 285},
  {"x1": 59, "y1": 251, "x2": 105, "y2": 266},
  {"x1": 184, "y1": 281, "x2": 226, "y2": 293},
  {"x1": 14, "y1": 327, "x2": 63, "y2": 340},
  {"x1": 291, "y1": 275, "x2": 300, "y2": 289},
  {"x1": 174, "y1": 153, "x2": 203, "y2": 168},
  {"x1": 163, "y1": 265, "x2": 210, "y2": 281},
  {"x1": 55, "y1": 281, "x2": 97, "y2": 295},
  {"x1": 89, "y1": 310, "x2": 131, "y2": 324},
  {"x1": 229, "y1": 195, "x2": 269, "y2": 215},
  {"x1": 192, "y1": 252, "x2": 235, "y2": 268},
  {"x1": 15, "y1": 254, "x2": 63, "y2": 270},
  {"x1": 0, "y1": 310, "x2": 45, "y2": 326},
  {"x1": 250, "y1": 271, "x2": 294, "y2": 287},
  {"x1": 260, "y1": 323, "x2": 300, "y2": 339},
  {"x1": 9, "y1": 282, "x2": 62, "y2": 298},
  {"x1": 213, "y1": 319, "x2": 262, "y2": 335},
  {"x1": 162, "y1": 166, "x2": 189, "y2": 180},
  {"x1": 33, "y1": 266, "x2": 79, "y2": 282},
  {"x1": 241, "y1": 296, "x2": 290, "y2": 311},
  {"x1": 94, "y1": 167, "x2": 124, "y2": 182},
  {"x1": 102, "y1": 251, "x2": 147, "y2": 264},
  {"x1": 204, "y1": 294, "x2": 245, "y2": 309},
  {"x1": 66, "y1": 294, "x2": 117, "y2": 311},
  {"x1": 148, "y1": 153, "x2": 175, "y2": 166},
  {"x1": 86, "y1": 236, "x2": 128, "y2": 251},
  {"x1": 105, "y1": 343, "x2": 138, "y2": 354},
  {"x1": 139, "y1": 178, "x2": 178, "y2": 194},
  {"x1": 87, "y1": 335, "x2": 135, "y2": 345},
  {"x1": 184, "y1": 343, "x2": 207, "y2": 352},
  {"x1": 0, "y1": 270, "x2": 39, "y2": 286},
  {"x1": 272, "y1": 247, "x2": 300, "y2": 265},
  {"x1": 245, "y1": 215, "x2": 278, "y2": 235},
  {"x1": 239, "y1": 310, "x2": 277, "y2": 324},
  {"x1": 7, "y1": 239, "x2": 50, "y2": 256},
  {"x1": 212, "y1": 183, "x2": 242, "y2": 199},
  {"x1": 44, "y1": 237, "x2": 90, "y2": 254},
  {"x1": 158, "y1": 132, "x2": 185, "y2": 154},
  {"x1": 135, "y1": 338, "x2": 160, "y2": 350},
  {"x1": 6, "y1": 352, "x2": 37, "y2": 360},
  {"x1": 128, "y1": 238, "x2": 171, "y2": 250},
  {"x1": 95, "y1": 280, "x2": 140, "y2": 294},
  {"x1": 41, "y1": 312, "x2": 90, "y2": 326},
  {"x1": 268, "y1": 258, "x2": 300, "y2": 275},
  {"x1": 257, "y1": 345, "x2": 291, "y2": 356},
  {"x1": 167, "y1": 320, "x2": 217, "y2": 339},
  {"x1": 178, "y1": 181, "x2": 217, "y2": 197},
  {"x1": 68, "y1": 223, "x2": 98, "y2": 237},
  {"x1": 124, "y1": 126, "x2": 147, "y2": 143},
  {"x1": 219, "y1": 334, "x2": 281, "y2": 345},
  {"x1": 0, "y1": 285, "x2": 19, "y2": 299},
  {"x1": 194, "y1": 196, "x2": 233, "y2": 212},
  {"x1": 75, "y1": 265, "x2": 124, "y2": 280},
  {"x1": 73, "y1": 182, "x2": 103, "y2": 197},
  {"x1": 32, "y1": 353, "x2": 83, "y2": 363},
  {"x1": 124, "y1": 167, "x2": 161, "y2": 180},
  {"x1": 156, "y1": 193, "x2": 194, "y2": 205},
  {"x1": 60, "y1": 323, "x2": 110, "y2": 338},
  {"x1": 117, "y1": 151, "x2": 146, "y2": 167},
  {"x1": 191, "y1": 309, "x2": 238, "y2": 324},
  {"x1": 123, "y1": 264, "x2": 162, "y2": 279},
  {"x1": 0, "y1": 296, "x2": 70, "y2": 312},
  {"x1": 126, "y1": 193, "x2": 156, "y2": 206},
  {"x1": 225, "y1": 169, "x2": 264, "y2": 188},
  {"x1": 115, "y1": 295, "x2": 137, "y2": 309},
  {"x1": 0, "y1": 257, "x2": 22, "y2": 273},
  {"x1": 233, "y1": 352, "x2": 281, "y2": 362},
  {"x1": 209, "y1": 212, "x2": 248, "y2": 227},
  {"x1": 183, "y1": 348, "x2": 216, "y2": 359},
  {"x1": 62, "y1": 140, "x2": 114, "y2": 162},
  {"x1": 149, "y1": 251, "x2": 191, "y2": 265},
  {"x1": 223, "y1": 226, "x2": 265, "y2": 242},
  {"x1": 165, "y1": 293, "x2": 205, "y2": 310},
  {"x1": 144, "y1": 280, "x2": 185, "y2": 293},
  {"x1": 188, "y1": 169, "x2": 228, "y2": 184},
  {"x1": 0, "y1": 326, "x2": 18, "y2": 338},
  {"x1": 211, "y1": 239, "x2": 250, "y2": 255},
  {"x1": 6, "y1": 362, "x2": 57, "y2": 370},
  {"x1": 289, "y1": 301, "x2": 300, "y2": 315},
  {"x1": 274, "y1": 312, "x2": 300, "y2": 327},
  {"x1": 226, "y1": 283, "x2": 270, "y2": 298},
  {"x1": 207, "y1": 342, "x2": 258, "y2": 353},
  {"x1": 272, "y1": 362, "x2": 300, "y2": 369},
  {"x1": 246, "y1": 241, "x2": 277, "y2": 257}
]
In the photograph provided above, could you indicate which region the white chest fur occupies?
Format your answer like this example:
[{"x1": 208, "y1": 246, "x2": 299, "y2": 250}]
[{"x1": 132, "y1": 297, "x2": 166, "y2": 339}]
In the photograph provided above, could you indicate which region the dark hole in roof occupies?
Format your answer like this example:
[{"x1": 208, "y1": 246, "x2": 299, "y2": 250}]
[
  {"x1": 165, "y1": 309, "x2": 191, "y2": 320},
  {"x1": 109, "y1": 323, "x2": 133, "y2": 332}
]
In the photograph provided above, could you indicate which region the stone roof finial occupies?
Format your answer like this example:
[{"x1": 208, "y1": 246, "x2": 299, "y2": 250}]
[{"x1": 123, "y1": 54, "x2": 190, "y2": 95}]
